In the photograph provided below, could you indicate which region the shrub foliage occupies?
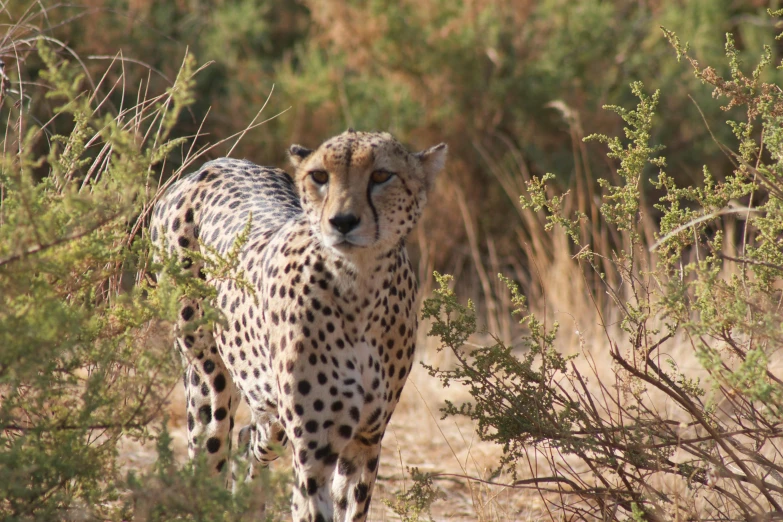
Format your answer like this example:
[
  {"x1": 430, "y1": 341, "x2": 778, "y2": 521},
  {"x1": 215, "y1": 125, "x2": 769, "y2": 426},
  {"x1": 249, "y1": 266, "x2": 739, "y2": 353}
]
[
  {"x1": 0, "y1": 40, "x2": 288, "y2": 520},
  {"x1": 423, "y1": 21, "x2": 783, "y2": 522},
  {"x1": 2, "y1": 2, "x2": 783, "y2": 522}
]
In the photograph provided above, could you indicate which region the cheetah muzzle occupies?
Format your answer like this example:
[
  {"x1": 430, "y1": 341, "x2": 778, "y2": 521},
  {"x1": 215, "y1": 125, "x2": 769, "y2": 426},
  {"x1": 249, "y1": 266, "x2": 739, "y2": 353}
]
[{"x1": 151, "y1": 130, "x2": 447, "y2": 522}]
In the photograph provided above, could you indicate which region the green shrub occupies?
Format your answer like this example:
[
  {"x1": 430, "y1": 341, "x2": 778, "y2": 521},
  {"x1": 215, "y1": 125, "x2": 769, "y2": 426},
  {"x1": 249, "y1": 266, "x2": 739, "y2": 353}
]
[
  {"x1": 423, "y1": 19, "x2": 783, "y2": 521},
  {"x1": 0, "y1": 40, "x2": 290, "y2": 521}
]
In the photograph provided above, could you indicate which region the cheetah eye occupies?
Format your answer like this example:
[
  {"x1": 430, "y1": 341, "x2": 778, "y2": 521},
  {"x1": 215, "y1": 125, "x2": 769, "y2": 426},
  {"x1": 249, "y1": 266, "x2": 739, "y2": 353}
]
[
  {"x1": 309, "y1": 170, "x2": 329, "y2": 185},
  {"x1": 370, "y1": 170, "x2": 395, "y2": 185}
]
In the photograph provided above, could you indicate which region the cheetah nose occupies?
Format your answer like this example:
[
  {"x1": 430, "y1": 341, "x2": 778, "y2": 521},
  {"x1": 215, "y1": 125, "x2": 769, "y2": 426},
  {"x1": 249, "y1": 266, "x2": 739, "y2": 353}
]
[{"x1": 329, "y1": 214, "x2": 360, "y2": 234}]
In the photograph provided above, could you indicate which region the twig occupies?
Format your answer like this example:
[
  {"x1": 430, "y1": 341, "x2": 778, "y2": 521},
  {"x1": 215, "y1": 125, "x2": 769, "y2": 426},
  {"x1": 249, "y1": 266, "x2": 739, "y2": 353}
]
[{"x1": 0, "y1": 213, "x2": 122, "y2": 267}]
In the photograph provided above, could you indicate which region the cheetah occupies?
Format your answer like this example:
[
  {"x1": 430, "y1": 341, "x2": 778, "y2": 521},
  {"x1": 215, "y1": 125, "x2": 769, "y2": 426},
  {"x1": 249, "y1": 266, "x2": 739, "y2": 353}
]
[{"x1": 151, "y1": 130, "x2": 447, "y2": 521}]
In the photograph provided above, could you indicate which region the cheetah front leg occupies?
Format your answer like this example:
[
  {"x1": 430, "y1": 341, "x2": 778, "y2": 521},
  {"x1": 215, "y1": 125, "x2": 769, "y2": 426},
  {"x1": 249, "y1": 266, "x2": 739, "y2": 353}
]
[
  {"x1": 179, "y1": 315, "x2": 241, "y2": 481},
  {"x1": 331, "y1": 440, "x2": 382, "y2": 522},
  {"x1": 280, "y1": 370, "x2": 365, "y2": 522}
]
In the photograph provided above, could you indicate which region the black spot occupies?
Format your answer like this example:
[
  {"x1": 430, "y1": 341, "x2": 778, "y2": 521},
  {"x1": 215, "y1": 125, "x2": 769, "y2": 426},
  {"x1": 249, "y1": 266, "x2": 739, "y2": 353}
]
[
  {"x1": 181, "y1": 306, "x2": 195, "y2": 321},
  {"x1": 367, "y1": 457, "x2": 379, "y2": 472},
  {"x1": 368, "y1": 408, "x2": 382, "y2": 425},
  {"x1": 178, "y1": 236, "x2": 190, "y2": 248},
  {"x1": 187, "y1": 412, "x2": 194, "y2": 431},
  {"x1": 203, "y1": 359, "x2": 215, "y2": 374},
  {"x1": 185, "y1": 208, "x2": 194, "y2": 223},
  {"x1": 206, "y1": 437, "x2": 221, "y2": 453},
  {"x1": 317, "y1": 372, "x2": 327, "y2": 385},
  {"x1": 355, "y1": 483, "x2": 369, "y2": 503},
  {"x1": 198, "y1": 405, "x2": 212, "y2": 424},
  {"x1": 298, "y1": 380, "x2": 312, "y2": 395},
  {"x1": 314, "y1": 443, "x2": 333, "y2": 461},
  {"x1": 214, "y1": 373, "x2": 226, "y2": 392},
  {"x1": 314, "y1": 399, "x2": 324, "y2": 411},
  {"x1": 305, "y1": 420, "x2": 319, "y2": 433},
  {"x1": 349, "y1": 406, "x2": 360, "y2": 422},
  {"x1": 307, "y1": 477, "x2": 318, "y2": 495},
  {"x1": 338, "y1": 425, "x2": 353, "y2": 439},
  {"x1": 214, "y1": 407, "x2": 227, "y2": 421},
  {"x1": 338, "y1": 457, "x2": 356, "y2": 476},
  {"x1": 216, "y1": 459, "x2": 226, "y2": 472},
  {"x1": 331, "y1": 401, "x2": 344, "y2": 412}
]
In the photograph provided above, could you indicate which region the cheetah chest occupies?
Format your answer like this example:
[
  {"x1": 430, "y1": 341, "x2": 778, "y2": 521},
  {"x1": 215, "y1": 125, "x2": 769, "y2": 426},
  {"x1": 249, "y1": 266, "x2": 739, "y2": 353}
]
[{"x1": 212, "y1": 226, "x2": 418, "y2": 436}]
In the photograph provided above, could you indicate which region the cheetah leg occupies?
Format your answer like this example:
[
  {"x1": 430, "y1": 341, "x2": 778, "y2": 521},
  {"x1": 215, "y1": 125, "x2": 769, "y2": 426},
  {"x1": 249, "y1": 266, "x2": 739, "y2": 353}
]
[
  {"x1": 331, "y1": 440, "x2": 382, "y2": 522},
  {"x1": 236, "y1": 412, "x2": 288, "y2": 486},
  {"x1": 231, "y1": 413, "x2": 288, "y2": 516},
  {"x1": 155, "y1": 205, "x2": 242, "y2": 479},
  {"x1": 290, "y1": 453, "x2": 337, "y2": 522},
  {"x1": 180, "y1": 319, "x2": 241, "y2": 479}
]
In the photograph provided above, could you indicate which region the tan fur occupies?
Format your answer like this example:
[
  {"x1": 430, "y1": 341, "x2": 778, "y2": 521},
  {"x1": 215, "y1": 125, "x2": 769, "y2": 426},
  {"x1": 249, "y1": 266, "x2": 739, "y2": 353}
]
[{"x1": 152, "y1": 130, "x2": 446, "y2": 522}]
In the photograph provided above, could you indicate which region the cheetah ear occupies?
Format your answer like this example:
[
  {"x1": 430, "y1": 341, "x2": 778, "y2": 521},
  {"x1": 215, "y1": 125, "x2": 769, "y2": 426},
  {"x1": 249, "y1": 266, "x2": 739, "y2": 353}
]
[
  {"x1": 288, "y1": 144, "x2": 313, "y2": 168},
  {"x1": 415, "y1": 143, "x2": 448, "y2": 190}
]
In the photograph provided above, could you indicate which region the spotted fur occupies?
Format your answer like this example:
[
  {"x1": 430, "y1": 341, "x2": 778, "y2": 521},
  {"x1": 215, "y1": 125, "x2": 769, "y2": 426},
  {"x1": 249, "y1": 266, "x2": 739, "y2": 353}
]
[{"x1": 151, "y1": 130, "x2": 447, "y2": 521}]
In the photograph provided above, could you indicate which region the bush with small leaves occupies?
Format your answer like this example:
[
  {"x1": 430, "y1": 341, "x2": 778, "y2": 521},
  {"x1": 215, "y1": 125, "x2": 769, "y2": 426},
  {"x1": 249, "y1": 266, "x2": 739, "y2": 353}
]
[
  {"x1": 423, "y1": 14, "x2": 783, "y2": 521},
  {"x1": 0, "y1": 40, "x2": 289, "y2": 521}
]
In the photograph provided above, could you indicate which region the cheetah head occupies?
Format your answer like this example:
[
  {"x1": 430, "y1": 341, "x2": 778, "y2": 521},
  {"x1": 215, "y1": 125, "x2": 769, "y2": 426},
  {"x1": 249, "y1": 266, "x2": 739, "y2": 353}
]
[{"x1": 289, "y1": 130, "x2": 447, "y2": 255}]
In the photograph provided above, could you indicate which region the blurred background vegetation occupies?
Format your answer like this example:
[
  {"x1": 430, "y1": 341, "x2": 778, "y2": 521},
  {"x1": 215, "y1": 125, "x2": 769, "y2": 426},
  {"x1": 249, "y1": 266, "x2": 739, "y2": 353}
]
[
  {"x1": 3, "y1": 1, "x2": 783, "y2": 520},
  {"x1": 5, "y1": 0, "x2": 782, "y2": 320}
]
